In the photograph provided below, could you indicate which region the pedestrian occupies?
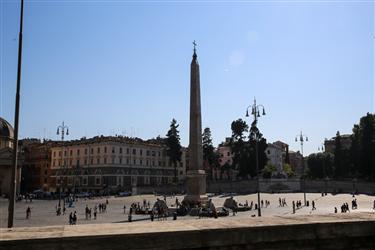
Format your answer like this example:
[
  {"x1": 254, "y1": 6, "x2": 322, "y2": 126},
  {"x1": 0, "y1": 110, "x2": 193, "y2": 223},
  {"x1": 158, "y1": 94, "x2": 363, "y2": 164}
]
[
  {"x1": 292, "y1": 201, "x2": 296, "y2": 214},
  {"x1": 73, "y1": 211, "x2": 77, "y2": 225},
  {"x1": 26, "y1": 206, "x2": 31, "y2": 219},
  {"x1": 334, "y1": 207, "x2": 337, "y2": 213},
  {"x1": 69, "y1": 212, "x2": 73, "y2": 225},
  {"x1": 123, "y1": 205, "x2": 126, "y2": 214},
  {"x1": 312, "y1": 201, "x2": 316, "y2": 210}
]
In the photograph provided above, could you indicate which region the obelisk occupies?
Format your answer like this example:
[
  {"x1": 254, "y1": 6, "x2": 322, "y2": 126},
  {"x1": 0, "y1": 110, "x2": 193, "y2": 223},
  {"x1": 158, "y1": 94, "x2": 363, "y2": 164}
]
[{"x1": 183, "y1": 41, "x2": 207, "y2": 205}]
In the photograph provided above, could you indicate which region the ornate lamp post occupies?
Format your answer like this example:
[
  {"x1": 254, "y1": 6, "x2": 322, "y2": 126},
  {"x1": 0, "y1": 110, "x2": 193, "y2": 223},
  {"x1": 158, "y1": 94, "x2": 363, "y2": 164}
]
[
  {"x1": 57, "y1": 122, "x2": 69, "y2": 206},
  {"x1": 246, "y1": 98, "x2": 266, "y2": 217},
  {"x1": 295, "y1": 131, "x2": 308, "y2": 206}
]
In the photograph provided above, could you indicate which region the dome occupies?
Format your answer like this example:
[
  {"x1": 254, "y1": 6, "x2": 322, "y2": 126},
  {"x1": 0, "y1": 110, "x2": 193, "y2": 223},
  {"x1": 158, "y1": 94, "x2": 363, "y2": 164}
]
[{"x1": 0, "y1": 117, "x2": 14, "y2": 139}]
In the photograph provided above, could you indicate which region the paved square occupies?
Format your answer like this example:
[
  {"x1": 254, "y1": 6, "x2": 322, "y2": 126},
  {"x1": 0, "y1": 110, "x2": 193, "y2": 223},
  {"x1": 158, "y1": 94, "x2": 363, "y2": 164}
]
[{"x1": 1, "y1": 193, "x2": 374, "y2": 228}]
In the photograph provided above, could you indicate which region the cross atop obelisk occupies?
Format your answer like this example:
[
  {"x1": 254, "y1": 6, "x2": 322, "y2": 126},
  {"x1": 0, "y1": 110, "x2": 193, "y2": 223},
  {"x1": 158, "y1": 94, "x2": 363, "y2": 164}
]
[{"x1": 183, "y1": 41, "x2": 207, "y2": 206}]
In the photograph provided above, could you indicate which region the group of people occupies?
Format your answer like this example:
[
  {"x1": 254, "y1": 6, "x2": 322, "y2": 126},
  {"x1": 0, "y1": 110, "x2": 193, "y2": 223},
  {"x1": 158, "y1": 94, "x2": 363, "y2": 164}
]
[
  {"x1": 338, "y1": 203, "x2": 351, "y2": 213},
  {"x1": 55, "y1": 204, "x2": 66, "y2": 216},
  {"x1": 278, "y1": 198, "x2": 288, "y2": 207},
  {"x1": 68, "y1": 211, "x2": 77, "y2": 225}
]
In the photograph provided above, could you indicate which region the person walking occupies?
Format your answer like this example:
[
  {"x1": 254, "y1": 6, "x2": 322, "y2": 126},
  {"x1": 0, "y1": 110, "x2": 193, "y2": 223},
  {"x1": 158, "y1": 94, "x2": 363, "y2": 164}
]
[{"x1": 26, "y1": 206, "x2": 31, "y2": 219}]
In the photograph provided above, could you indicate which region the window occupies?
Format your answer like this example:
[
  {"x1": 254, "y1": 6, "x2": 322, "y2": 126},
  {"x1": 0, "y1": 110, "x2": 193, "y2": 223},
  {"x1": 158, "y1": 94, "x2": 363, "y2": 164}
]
[
  {"x1": 104, "y1": 158, "x2": 107, "y2": 164},
  {"x1": 53, "y1": 151, "x2": 56, "y2": 157},
  {"x1": 126, "y1": 158, "x2": 129, "y2": 164},
  {"x1": 140, "y1": 159, "x2": 143, "y2": 165},
  {"x1": 104, "y1": 147, "x2": 107, "y2": 153},
  {"x1": 69, "y1": 159, "x2": 72, "y2": 166},
  {"x1": 58, "y1": 151, "x2": 61, "y2": 157},
  {"x1": 91, "y1": 148, "x2": 94, "y2": 154},
  {"x1": 97, "y1": 158, "x2": 100, "y2": 164},
  {"x1": 83, "y1": 177, "x2": 88, "y2": 186},
  {"x1": 85, "y1": 148, "x2": 88, "y2": 155},
  {"x1": 120, "y1": 147, "x2": 123, "y2": 154},
  {"x1": 84, "y1": 159, "x2": 87, "y2": 165},
  {"x1": 146, "y1": 150, "x2": 150, "y2": 156},
  {"x1": 146, "y1": 160, "x2": 149, "y2": 166},
  {"x1": 267, "y1": 150, "x2": 270, "y2": 154},
  {"x1": 152, "y1": 161, "x2": 155, "y2": 166},
  {"x1": 152, "y1": 151, "x2": 155, "y2": 157},
  {"x1": 64, "y1": 151, "x2": 67, "y2": 156},
  {"x1": 91, "y1": 158, "x2": 94, "y2": 164},
  {"x1": 70, "y1": 150, "x2": 73, "y2": 156},
  {"x1": 119, "y1": 157, "x2": 122, "y2": 164},
  {"x1": 227, "y1": 152, "x2": 230, "y2": 156},
  {"x1": 140, "y1": 149, "x2": 143, "y2": 156},
  {"x1": 112, "y1": 147, "x2": 115, "y2": 153},
  {"x1": 77, "y1": 149, "x2": 80, "y2": 156},
  {"x1": 133, "y1": 149, "x2": 136, "y2": 155},
  {"x1": 53, "y1": 160, "x2": 56, "y2": 167},
  {"x1": 158, "y1": 161, "x2": 161, "y2": 166},
  {"x1": 95, "y1": 177, "x2": 101, "y2": 186},
  {"x1": 158, "y1": 152, "x2": 161, "y2": 157},
  {"x1": 76, "y1": 160, "x2": 80, "y2": 167},
  {"x1": 97, "y1": 147, "x2": 100, "y2": 153},
  {"x1": 126, "y1": 148, "x2": 130, "y2": 154},
  {"x1": 133, "y1": 159, "x2": 136, "y2": 165}
]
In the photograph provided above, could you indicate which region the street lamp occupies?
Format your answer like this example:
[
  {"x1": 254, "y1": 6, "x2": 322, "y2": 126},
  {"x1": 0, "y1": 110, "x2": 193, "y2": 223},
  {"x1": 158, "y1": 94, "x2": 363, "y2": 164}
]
[
  {"x1": 57, "y1": 121, "x2": 69, "y2": 206},
  {"x1": 246, "y1": 97, "x2": 266, "y2": 217},
  {"x1": 295, "y1": 131, "x2": 308, "y2": 206}
]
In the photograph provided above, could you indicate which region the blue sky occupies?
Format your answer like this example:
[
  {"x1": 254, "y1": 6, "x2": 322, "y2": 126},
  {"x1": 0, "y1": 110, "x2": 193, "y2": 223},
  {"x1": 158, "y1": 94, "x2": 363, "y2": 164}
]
[{"x1": 1, "y1": 0, "x2": 374, "y2": 155}]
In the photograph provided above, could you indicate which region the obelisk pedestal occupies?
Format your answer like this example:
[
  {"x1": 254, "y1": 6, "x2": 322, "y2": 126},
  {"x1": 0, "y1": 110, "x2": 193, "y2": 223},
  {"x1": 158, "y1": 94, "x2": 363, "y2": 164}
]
[{"x1": 183, "y1": 42, "x2": 208, "y2": 206}]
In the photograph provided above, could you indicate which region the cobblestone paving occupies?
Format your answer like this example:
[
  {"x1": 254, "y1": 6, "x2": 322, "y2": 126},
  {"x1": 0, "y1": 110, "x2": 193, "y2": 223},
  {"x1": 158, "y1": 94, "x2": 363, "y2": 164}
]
[{"x1": 1, "y1": 193, "x2": 374, "y2": 228}]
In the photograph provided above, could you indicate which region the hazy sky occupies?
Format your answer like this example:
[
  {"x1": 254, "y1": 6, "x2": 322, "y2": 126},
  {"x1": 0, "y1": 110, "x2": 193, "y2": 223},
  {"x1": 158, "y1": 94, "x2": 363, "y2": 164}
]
[{"x1": 1, "y1": 0, "x2": 374, "y2": 155}]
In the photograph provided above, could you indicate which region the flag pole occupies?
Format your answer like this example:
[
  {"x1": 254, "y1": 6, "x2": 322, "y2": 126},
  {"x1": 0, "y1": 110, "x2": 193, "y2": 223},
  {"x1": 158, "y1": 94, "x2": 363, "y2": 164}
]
[{"x1": 8, "y1": 0, "x2": 24, "y2": 228}]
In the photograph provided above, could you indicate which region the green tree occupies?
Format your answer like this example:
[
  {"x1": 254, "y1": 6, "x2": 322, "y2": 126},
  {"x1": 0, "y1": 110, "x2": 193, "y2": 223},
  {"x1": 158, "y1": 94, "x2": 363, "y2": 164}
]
[
  {"x1": 248, "y1": 122, "x2": 268, "y2": 177},
  {"x1": 165, "y1": 119, "x2": 182, "y2": 183},
  {"x1": 262, "y1": 163, "x2": 276, "y2": 178},
  {"x1": 229, "y1": 118, "x2": 268, "y2": 179},
  {"x1": 359, "y1": 113, "x2": 375, "y2": 179},
  {"x1": 307, "y1": 152, "x2": 334, "y2": 179},
  {"x1": 283, "y1": 163, "x2": 294, "y2": 177},
  {"x1": 230, "y1": 119, "x2": 249, "y2": 178},
  {"x1": 202, "y1": 127, "x2": 218, "y2": 180}
]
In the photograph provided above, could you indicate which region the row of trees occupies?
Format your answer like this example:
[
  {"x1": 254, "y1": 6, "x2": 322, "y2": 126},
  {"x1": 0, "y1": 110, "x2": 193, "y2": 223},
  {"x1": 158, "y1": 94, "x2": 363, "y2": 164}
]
[
  {"x1": 229, "y1": 119, "x2": 268, "y2": 179},
  {"x1": 307, "y1": 113, "x2": 375, "y2": 181},
  {"x1": 165, "y1": 118, "x2": 271, "y2": 181}
]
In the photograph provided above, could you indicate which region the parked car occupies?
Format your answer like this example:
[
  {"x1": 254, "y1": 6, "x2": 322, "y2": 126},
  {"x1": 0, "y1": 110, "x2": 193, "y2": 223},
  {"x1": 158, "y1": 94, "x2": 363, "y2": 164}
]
[{"x1": 117, "y1": 191, "x2": 132, "y2": 197}]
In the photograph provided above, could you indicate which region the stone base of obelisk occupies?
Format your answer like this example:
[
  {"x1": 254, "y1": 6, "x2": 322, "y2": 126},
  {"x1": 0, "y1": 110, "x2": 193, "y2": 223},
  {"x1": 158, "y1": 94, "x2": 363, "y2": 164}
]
[{"x1": 183, "y1": 169, "x2": 208, "y2": 206}]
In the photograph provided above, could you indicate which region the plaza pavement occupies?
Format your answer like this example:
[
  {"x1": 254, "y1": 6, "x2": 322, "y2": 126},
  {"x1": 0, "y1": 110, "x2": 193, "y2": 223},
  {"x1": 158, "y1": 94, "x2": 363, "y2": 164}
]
[{"x1": 0, "y1": 193, "x2": 374, "y2": 228}]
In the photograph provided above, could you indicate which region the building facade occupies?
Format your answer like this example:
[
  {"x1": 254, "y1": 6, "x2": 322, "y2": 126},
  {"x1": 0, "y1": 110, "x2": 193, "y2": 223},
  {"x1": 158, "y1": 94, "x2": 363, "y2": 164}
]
[
  {"x1": 324, "y1": 134, "x2": 352, "y2": 154},
  {"x1": 0, "y1": 117, "x2": 22, "y2": 196},
  {"x1": 50, "y1": 136, "x2": 186, "y2": 194},
  {"x1": 265, "y1": 143, "x2": 284, "y2": 175},
  {"x1": 20, "y1": 139, "x2": 56, "y2": 193}
]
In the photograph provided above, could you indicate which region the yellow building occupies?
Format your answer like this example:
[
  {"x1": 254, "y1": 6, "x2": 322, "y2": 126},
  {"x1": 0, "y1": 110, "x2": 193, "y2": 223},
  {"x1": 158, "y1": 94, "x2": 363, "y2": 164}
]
[{"x1": 50, "y1": 136, "x2": 186, "y2": 194}]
